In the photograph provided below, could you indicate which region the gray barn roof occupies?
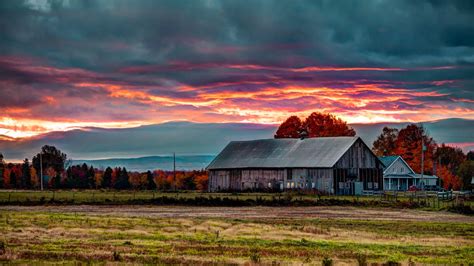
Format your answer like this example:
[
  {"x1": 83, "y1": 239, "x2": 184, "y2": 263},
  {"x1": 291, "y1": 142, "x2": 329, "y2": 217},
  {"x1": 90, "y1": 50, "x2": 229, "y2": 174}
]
[{"x1": 207, "y1": 136, "x2": 360, "y2": 170}]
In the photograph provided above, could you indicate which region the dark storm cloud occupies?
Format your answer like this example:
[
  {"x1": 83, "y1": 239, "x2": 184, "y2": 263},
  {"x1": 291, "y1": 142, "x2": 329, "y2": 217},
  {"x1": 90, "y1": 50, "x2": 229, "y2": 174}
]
[{"x1": 0, "y1": 0, "x2": 473, "y2": 140}]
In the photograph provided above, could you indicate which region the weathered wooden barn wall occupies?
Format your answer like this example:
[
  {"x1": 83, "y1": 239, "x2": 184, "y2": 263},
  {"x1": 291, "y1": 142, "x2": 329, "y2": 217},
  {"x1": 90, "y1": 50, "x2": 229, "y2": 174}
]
[
  {"x1": 209, "y1": 168, "x2": 335, "y2": 192},
  {"x1": 332, "y1": 138, "x2": 383, "y2": 194},
  {"x1": 208, "y1": 137, "x2": 384, "y2": 194}
]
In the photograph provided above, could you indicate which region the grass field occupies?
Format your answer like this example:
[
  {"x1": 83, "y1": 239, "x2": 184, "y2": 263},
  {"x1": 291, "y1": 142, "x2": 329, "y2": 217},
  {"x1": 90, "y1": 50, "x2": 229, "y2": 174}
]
[
  {"x1": 1, "y1": 190, "x2": 471, "y2": 211},
  {"x1": 0, "y1": 205, "x2": 473, "y2": 264}
]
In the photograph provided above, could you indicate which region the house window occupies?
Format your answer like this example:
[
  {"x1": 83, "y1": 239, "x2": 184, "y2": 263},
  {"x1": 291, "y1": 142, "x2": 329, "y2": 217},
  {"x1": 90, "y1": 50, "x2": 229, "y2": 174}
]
[
  {"x1": 268, "y1": 182, "x2": 272, "y2": 188},
  {"x1": 312, "y1": 182, "x2": 315, "y2": 188},
  {"x1": 368, "y1": 182, "x2": 373, "y2": 189},
  {"x1": 400, "y1": 167, "x2": 403, "y2": 173}
]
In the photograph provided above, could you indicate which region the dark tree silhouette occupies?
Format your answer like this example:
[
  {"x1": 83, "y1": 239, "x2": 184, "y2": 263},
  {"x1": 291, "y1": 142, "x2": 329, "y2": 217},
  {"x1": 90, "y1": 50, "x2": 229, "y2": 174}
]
[
  {"x1": 32, "y1": 145, "x2": 67, "y2": 175},
  {"x1": 21, "y1": 158, "x2": 31, "y2": 189},
  {"x1": 372, "y1": 127, "x2": 399, "y2": 156},
  {"x1": 102, "y1": 167, "x2": 113, "y2": 188},
  {"x1": 146, "y1": 170, "x2": 156, "y2": 190}
]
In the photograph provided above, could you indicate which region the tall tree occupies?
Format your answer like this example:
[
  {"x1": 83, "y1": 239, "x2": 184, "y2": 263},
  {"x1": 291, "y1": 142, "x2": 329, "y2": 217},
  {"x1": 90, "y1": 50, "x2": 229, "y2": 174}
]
[
  {"x1": 146, "y1": 170, "x2": 156, "y2": 190},
  {"x1": 9, "y1": 169, "x2": 17, "y2": 188},
  {"x1": 21, "y1": 158, "x2": 32, "y2": 189},
  {"x1": 394, "y1": 124, "x2": 436, "y2": 175},
  {"x1": 274, "y1": 116, "x2": 303, "y2": 138},
  {"x1": 102, "y1": 167, "x2": 113, "y2": 188},
  {"x1": 372, "y1": 127, "x2": 399, "y2": 156},
  {"x1": 32, "y1": 145, "x2": 67, "y2": 176},
  {"x1": 115, "y1": 167, "x2": 130, "y2": 189},
  {"x1": 88, "y1": 166, "x2": 96, "y2": 188}
]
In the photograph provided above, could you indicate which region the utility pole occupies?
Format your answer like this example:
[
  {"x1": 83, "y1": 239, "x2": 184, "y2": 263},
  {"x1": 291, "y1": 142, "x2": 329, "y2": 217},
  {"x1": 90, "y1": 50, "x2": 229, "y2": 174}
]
[
  {"x1": 173, "y1": 152, "x2": 176, "y2": 192},
  {"x1": 421, "y1": 134, "x2": 425, "y2": 191},
  {"x1": 40, "y1": 152, "x2": 43, "y2": 191}
]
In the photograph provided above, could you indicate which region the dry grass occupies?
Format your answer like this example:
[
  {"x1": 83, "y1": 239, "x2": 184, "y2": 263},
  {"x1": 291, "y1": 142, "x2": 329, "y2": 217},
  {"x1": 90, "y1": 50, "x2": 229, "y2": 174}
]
[{"x1": 0, "y1": 206, "x2": 473, "y2": 264}]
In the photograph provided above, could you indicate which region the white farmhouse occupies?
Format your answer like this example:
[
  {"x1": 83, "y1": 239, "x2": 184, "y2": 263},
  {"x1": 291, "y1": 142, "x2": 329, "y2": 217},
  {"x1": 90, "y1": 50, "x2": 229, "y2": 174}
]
[{"x1": 379, "y1": 156, "x2": 438, "y2": 191}]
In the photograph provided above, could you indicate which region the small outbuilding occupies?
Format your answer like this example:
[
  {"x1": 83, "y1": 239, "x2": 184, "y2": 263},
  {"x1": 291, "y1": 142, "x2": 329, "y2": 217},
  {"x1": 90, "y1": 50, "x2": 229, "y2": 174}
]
[{"x1": 207, "y1": 136, "x2": 384, "y2": 195}]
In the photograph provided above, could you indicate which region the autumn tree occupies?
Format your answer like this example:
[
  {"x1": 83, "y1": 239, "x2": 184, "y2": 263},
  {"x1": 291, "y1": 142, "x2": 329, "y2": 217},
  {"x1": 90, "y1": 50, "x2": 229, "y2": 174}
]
[
  {"x1": 372, "y1": 127, "x2": 399, "y2": 156},
  {"x1": 435, "y1": 144, "x2": 465, "y2": 175},
  {"x1": 303, "y1": 112, "x2": 356, "y2": 137},
  {"x1": 438, "y1": 165, "x2": 462, "y2": 190},
  {"x1": 195, "y1": 171, "x2": 209, "y2": 191},
  {"x1": 94, "y1": 171, "x2": 103, "y2": 188},
  {"x1": 394, "y1": 124, "x2": 436, "y2": 175},
  {"x1": 274, "y1": 112, "x2": 356, "y2": 139},
  {"x1": 274, "y1": 116, "x2": 303, "y2": 138},
  {"x1": 32, "y1": 145, "x2": 67, "y2": 179},
  {"x1": 30, "y1": 167, "x2": 39, "y2": 188}
]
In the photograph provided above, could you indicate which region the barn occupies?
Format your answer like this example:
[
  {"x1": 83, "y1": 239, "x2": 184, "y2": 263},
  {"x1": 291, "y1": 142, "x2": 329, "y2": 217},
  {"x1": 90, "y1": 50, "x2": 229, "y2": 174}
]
[{"x1": 207, "y1": 136, "x2": 384, "y2": 195}]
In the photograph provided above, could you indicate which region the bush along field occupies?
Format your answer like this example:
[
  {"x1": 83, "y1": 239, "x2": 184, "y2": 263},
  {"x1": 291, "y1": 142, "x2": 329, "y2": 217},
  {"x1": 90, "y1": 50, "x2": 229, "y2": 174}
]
[
  {"x1": 0, "y1": 190, "x2": 473, "y2": 214},
  {"x1": 0, "y1": 209, "x2": 472, "y2": 264}
]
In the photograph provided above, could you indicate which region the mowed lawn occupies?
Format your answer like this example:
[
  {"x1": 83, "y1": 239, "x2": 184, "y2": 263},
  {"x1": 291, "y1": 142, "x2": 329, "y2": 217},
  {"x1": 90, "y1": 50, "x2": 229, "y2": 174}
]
[{"x1": 0, "y1": 205, "x2": 473, "y2": 264}]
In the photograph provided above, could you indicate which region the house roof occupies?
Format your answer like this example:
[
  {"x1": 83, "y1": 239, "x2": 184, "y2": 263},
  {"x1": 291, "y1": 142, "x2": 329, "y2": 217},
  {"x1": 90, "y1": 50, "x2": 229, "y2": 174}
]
[
  {"x1": 379, "y1": 156, "x2": 399, "y2": 169},
  {"x1": 379, "y1": 155, "x2": 416, "y2": 175},
  {"x1": 207, "y1": 136, "x2": 360, "y2": 170}
]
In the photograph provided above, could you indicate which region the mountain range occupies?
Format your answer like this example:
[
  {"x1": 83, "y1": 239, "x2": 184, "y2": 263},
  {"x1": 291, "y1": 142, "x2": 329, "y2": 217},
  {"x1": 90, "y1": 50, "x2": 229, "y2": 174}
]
[{"x1": 0, "y1": 118, "x2": 472, "y2": 171}]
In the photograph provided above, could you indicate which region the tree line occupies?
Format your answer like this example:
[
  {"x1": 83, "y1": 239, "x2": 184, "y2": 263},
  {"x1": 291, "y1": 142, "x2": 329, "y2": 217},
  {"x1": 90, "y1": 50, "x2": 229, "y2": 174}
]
[
  {"x1": 276, "y1": 112, "x2": 474, "y2": 190},
  {"x1": 0, "y1": 146, "x2": 208, "y2": 190}
]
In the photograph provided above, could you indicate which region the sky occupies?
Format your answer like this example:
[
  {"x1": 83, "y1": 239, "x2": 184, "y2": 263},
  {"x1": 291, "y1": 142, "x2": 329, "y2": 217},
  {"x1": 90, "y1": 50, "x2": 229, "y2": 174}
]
[{"x1": 1, "y1": 0, "x2": 474, "y2": 139}]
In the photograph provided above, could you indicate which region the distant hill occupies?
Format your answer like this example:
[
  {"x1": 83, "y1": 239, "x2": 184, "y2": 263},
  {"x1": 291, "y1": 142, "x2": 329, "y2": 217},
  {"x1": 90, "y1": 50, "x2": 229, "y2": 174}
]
[
  {"x1": 0, "y1": 119, "x2": 472, "y2": 164},
  {"x1": 72, "y1": 155, "x2": 215, "y2": 172}
]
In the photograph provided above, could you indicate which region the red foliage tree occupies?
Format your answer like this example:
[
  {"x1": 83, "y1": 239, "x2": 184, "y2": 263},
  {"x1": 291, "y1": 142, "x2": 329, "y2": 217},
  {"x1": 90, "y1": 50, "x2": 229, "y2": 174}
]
[
  {"x1": 303, "y1": 112, "x2": 356, "y2": 138},
  {"x1": 394, "y1": 124, "x2": 436, "y2": 175},
  {"x1": 274, "y1": 112, "x2": 355, "y2": 139},
  {"x1": 274, "y1": 116, "x2": 302, "y2": 138},
  {"x1": 438, "y1": 165, "x2": 462, "y2": 190}
]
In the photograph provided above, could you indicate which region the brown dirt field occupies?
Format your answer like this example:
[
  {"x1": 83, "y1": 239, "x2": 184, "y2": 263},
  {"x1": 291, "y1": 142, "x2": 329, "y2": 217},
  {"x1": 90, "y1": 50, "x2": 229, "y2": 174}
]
[{"x1": 1, "y1": 205, "x2": 472, "y2": 222}]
